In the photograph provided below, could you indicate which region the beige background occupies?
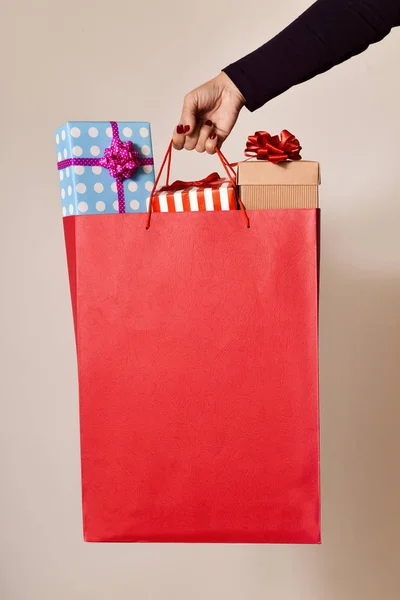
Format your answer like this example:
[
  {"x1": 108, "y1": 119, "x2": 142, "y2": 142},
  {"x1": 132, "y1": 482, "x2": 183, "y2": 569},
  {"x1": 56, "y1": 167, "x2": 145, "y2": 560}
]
[{"x1": 1, "y1": 0, "x2": 400, "y2": 598}]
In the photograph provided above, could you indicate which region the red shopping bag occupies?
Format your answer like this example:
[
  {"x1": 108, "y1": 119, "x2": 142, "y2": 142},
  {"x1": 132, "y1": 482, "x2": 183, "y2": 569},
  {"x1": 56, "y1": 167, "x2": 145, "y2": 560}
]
[{"x1": 63, "y1": 143, "x2": 320, "y2": 543}]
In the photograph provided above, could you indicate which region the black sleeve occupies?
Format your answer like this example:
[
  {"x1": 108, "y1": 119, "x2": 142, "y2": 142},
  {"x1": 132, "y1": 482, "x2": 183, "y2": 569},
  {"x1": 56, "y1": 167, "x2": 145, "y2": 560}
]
[{"x1": 223, "y1": 0, "x2": 400, "y2": 111}]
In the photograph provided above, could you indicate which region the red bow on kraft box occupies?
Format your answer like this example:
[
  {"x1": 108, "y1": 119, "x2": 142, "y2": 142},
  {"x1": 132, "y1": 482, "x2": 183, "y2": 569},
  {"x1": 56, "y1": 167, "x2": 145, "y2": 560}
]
[
  {"x1": 239, "y1": 130, "x2": 320, "y2": 211},
  {"x1": 245, "y1": 130, "x2": 302, "y2": 163}
]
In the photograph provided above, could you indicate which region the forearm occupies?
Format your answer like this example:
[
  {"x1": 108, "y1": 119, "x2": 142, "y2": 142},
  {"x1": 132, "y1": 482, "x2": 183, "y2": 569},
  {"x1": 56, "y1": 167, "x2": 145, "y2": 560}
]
[{"x1": 223, "y1": 0, "x2": 400, "y2": 111}]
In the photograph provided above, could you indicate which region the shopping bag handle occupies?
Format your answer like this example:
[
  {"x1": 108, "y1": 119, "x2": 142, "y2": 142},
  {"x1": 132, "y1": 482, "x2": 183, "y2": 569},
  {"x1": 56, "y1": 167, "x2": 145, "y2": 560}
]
[{"x1": 145, "y1": 141, "x2": 250, "y2": 229}]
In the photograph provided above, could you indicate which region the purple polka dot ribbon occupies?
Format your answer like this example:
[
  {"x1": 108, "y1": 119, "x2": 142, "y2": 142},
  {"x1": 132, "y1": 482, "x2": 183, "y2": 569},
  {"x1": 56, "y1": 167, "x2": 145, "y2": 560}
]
[{"x1": 57, "y1": 121, "x2": 154, "y2": 213}]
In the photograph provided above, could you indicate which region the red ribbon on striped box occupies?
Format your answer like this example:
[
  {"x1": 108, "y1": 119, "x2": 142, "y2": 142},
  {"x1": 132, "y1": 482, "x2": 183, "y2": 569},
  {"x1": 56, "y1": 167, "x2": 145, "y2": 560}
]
[{"x1": 151, "y1": 173, "x2": 237, "y2": 212}]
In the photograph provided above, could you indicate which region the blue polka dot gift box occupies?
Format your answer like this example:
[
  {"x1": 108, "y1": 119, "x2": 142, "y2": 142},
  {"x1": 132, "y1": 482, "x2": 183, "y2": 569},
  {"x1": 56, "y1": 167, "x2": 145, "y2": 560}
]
[{"x1": 55, "y1": 121, "x2": 155, "y2": 216}]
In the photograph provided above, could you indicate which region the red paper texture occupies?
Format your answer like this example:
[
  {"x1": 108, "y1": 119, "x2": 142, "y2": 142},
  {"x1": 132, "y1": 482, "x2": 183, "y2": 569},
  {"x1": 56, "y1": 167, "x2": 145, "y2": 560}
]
[
  {"x1": 63, "y1": 209, "x2": 320, "y2": 543},
  {"x1": 151, "y1": 180, "x2": 237, "y2": 212}
]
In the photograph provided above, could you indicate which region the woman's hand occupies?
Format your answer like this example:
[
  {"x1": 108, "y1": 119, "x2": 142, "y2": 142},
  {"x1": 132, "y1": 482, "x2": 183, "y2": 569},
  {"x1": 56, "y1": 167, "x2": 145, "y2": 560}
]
[{"x1": 173, "y1": 72, "x2": 245, "y2": 154}]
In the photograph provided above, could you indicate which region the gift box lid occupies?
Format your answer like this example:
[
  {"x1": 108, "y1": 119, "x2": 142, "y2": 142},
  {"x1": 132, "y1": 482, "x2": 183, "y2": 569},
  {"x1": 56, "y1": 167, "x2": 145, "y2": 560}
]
[{"x1": 237, "y1": 160, "x2": 320, "y2": 186}]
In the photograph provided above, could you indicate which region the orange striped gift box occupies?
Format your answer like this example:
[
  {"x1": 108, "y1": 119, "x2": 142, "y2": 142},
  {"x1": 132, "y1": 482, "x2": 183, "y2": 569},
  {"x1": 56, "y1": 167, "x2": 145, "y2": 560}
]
[{"x1": 151, "y1": 174, "x2": 238, "y2": 212}]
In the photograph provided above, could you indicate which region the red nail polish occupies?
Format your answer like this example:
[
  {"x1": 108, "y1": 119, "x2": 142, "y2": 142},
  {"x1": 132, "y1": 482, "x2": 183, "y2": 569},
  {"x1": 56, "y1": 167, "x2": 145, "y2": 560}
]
[
  {"x1": 210, "y1": 132, "x2": 217, "y2": 140},
  {"x1": 205, "y1": 120, "x2": 213, "y2": 127},
  {"x1": 184, "y1": 125, "x2": 190, "y2": 133},
  {"x1": 177, "y1": 125, "x2": 184, "y2": 134}
]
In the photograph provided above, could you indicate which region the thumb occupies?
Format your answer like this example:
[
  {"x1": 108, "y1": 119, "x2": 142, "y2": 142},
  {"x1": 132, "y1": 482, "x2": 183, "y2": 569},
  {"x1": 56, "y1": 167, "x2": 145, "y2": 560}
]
[
  {"x1": 180, "y1": 92, "x2": 197, "y2": 135},
  {"x1": 173, "y1": 92, "x2": 198, "y2": 150}
]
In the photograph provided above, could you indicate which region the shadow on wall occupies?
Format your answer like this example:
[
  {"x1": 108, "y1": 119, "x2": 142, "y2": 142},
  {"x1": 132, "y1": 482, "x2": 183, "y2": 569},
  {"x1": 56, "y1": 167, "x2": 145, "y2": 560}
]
[{"x1": 315, "y1": 248, "x2": 400, "y2": 598}]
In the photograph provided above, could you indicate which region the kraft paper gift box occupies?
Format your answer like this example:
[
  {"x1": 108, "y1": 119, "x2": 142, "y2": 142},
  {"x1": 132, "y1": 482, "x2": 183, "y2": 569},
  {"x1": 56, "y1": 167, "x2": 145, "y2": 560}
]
[
  {"x1": 238, "y1": 129, "x2": 320, "y2": 209},
  {"x1": 237, "y1": 160, "x2": 320, "y2": 209},
  {"x1": 55, "y1": 121, "x2": 155, "y2": 216}
]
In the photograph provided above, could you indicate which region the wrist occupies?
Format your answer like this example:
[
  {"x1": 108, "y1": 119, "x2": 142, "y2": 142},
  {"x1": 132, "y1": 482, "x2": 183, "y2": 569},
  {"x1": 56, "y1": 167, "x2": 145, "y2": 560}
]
[{"x1": 218, "y1": 71, "x2": 246, "y2": 106}]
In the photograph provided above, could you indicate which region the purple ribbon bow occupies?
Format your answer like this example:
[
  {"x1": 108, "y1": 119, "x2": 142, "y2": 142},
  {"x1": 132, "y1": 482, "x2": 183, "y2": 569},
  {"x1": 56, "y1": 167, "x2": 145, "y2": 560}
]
[{"x1": 57, "y1": 121, "x2": 154, "y2": 213}]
